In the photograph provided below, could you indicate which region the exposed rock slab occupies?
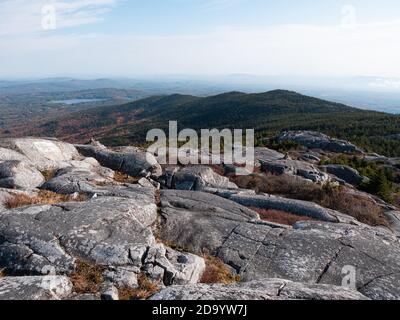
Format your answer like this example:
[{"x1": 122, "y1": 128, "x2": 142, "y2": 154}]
[
  {"x1": 0, "y1": 276, "x2": 73, "y2": 300},
  {"x1": 150, "y1": 279, "x2": 368, "y2": 300},
  {"x1": 278, "y1": 131, "x2": 363, "y2": 154},
  {"x1": 261, "y1": 158, "x2": 329, "y2": 183},
  {"x1": 0, "y1": 196, "x2": 157, "y2": 275},
  {"x1": 321, "y1": 164, "x2": 367, "y2": 186},
  {"x1": 159, "y1": 190, "x2": 261, "y2": 254},
  {"x1": 159, "y1": 190, "x2": 400, "y2": 299},
  {"x1": 0, "y1": 138, "x2": 80, "y2": 171}
]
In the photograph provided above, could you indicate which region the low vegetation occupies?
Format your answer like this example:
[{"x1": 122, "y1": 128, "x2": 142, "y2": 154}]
[
  {"x1": 40, "y1": 169, "x2": 57, "y2": 182},
  {"x1": 113, "y1": 171, "x2": 139, "y2": 184},
  {"x1": 321, "y1": 155, "x2": 398, "y2": 203},
  {"x1": 200, "y1": 255, "x2": 240, "y2": 284},
  {"x1": 233, "y1": 173, "x2": 389, "y2": 227},
  {"x1": 250, "y1": 207, "x2": 315, "y2": 226},
  {"x1": 70, "y1": 260, "x2": 104, "y2": 294},
  {"x1": 0, "y1": 268, "x2": 5, "y2": 278},
  {"x1": 5, "y1": 190, "x2": 87, "y2": 209},
  {"x1": 118, "y1": 274, "x2": 159, "y2": 300}
]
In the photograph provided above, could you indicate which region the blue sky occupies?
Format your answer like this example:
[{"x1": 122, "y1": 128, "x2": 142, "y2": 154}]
[
  {"x1": 52, "y1": 0, "x2": 400, "y2": 35},
  {"x1": 1, "y1": 0, "x2": 400, "y2": 79}
]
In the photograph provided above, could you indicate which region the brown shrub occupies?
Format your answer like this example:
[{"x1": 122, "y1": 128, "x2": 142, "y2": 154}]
[
  {"x1": 0, "y1": 268, "x2": 5, "y2": 278},
  {"x1": 113, "y1": 171, "x2": 139, "y2": 184},
  {"x1": 232, "y1": 173, "x2": 389, "y2": 227},
  {"x1": 319, "y1": 189, "x2": 390, "y2": 228},
  {"x1": 200, "y1": 255, "x2": 240, "y2": 284},
  {"x1": 232, "y1": 173, "x2": 320, "y2": 201},
  {"x1": 118, "y1": 274, "x2": 159, "y2": 300},
  {"x1": 70, "y1": 260, "x2": 104, "y2": 294},
  {"x1": 251, "y1": 207, "x2": 315, "y2": 226},
  {"x1": 40, "y1": 169, "x2": 56, "y2": 182},
  {"x1": 5, "y1": 190, "x2": 87, "y2": 209}
]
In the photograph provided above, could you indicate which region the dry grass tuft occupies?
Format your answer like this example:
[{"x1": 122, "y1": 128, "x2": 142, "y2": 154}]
[
  {"x1": 200, "y1": 255, "x2": 240, "y2": 284},
  {"x1": 0, "y1": 268, "x2": 6, "y2": 278},
  {"x1": 233, "y1": 173, "x2": 389, "y2": 227},
  {"x1": 70, "y1": 260, "x2": 104, "y2": 294},
  {"x1": 118, "y1": 274, "x2": 159, "y2": 300},
  {"x1": 319, "y1": 189, "x2": 390, "y2": 228},
  {"x1": 5, "y1": 190, "x2": 87, "y2": 209},
  {"x1": 113, "y1": 171, "x2": 139, "y2": 184},
  {"x1": 251, "y1": 207, "x2": 315, "y2": 226},
  {"x1": 40, "y1": 169, "x2": 56, "y2": 182}
]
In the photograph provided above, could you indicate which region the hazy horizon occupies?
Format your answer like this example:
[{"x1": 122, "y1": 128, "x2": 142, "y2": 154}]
[{"x1": 1, "y1": 0, "x2": 400, "y2": 81}]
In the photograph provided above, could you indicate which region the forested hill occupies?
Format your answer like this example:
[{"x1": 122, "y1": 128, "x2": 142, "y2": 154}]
[{"x1": 13, "y1": 89, "x2": 400, "y2": 157}]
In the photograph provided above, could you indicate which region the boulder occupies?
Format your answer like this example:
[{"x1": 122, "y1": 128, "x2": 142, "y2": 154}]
[
  {"x1": 278, "y1": 131, "x2": 363, "y2": 154},
  {"x1": 41, "y1": 166, "x2": 113, "y2": 195},
  {"x1": 0, "y1": 160, "x2": 45, "y2": 190},
  {"x1": 254, "y1": 147, "x2": 285, "y2": 163},
  {"x1": 151, "y1": 278, "x2": 368, "y2": 300},
  {"x1": 143, "y1": 244, "x2": 206, "y2": 286},
  {"x1": 261, "y1": 159, "x2": 330, "y2": 184},
  {"x1": 163, "y1": 166, "x2": 238, "y2": 191},
  {"x1": 100, "y1": 283, "x2": 119, "y2": 301},
  {"x1": 321, "y1": 165, "x2": 367, "y2": 186},
  {"x1": 0, "y1": 276, "x2": 73, "y2": 300},
  {"x1": 76, "y1": 142, "x2": 162, "y2": 178},
  {"x1": 159, "y1": 190, "x2": 400, "y2": 299},
  {"x1": 0, "y1": 138, "x2": 80, "y2": 171}
]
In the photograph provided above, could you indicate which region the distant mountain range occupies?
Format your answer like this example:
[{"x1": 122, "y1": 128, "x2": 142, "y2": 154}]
[
  {"x1": 10, "y1": 89, "x2": 400, "y2": 157},
  {"x1": 1, "y1": 76, "x2": 400, "y2": 113}
]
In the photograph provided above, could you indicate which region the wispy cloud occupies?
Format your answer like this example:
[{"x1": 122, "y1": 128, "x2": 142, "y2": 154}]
[{"x1": 0, "y1": 0, "x2": 119, "y2": 36}]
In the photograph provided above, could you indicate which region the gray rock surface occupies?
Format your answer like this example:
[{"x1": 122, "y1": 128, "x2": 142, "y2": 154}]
[
  {"x1": 143, "y1": 244, "x2": 206, "y2": 286},
  {"x1": 254, "y1": 148, "x2": 285, "y2": 163},
  {"x1": 0, "y1": 138, "x2": 80, "y2": 171},
  {"x1": 164, "y1": 166, "x2": 238, "y2": 191},
  {"x1": 261, "y1": 159, "x2": 330, "y2": 183},
  {"x1": 321, "y1": 164, "x2": 367, "y2": 186},
  {"x1": 151, "y1": 278, "x2": 368, "y2": 300},
  {"x1": 41, "y1": 166, "x2": 113, "y2": 195},
  {"x1": 384, "y1": 211, "x2": 400, "y2": 238},
  {"x1": 0, "y1": 276, "x2": 73, "y2": 300},
  {"x1": 0, "y1": 160, "x2": 45, "y2": 190},
  {"x1": 76, "y1": 142, "x2": 162, "y2": 178},
  {"x1": 0, "y1": 195, "x2": 157, "y2": 275},
  {"x1": 159, "y1": 190, "x2": 400, "y2": 299},
  {"x1": 278, "y1": 131, "x2": 363, "y2": 154},
  {"x1": 0, "y1": 147, "x2": 28, "y2": 162},
  {"x1": 100, "y1": 283, "x2": 119, "y2": 300}
]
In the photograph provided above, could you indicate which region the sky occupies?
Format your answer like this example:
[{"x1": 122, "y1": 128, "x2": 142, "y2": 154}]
[{"x1": 0, "y1": 0, "x2": 400, "y2": 79}]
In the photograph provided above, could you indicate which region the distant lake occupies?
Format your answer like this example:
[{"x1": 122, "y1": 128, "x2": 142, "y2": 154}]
[{"x1": 50, "y1": 98, "x2": 108, "y2": 105}]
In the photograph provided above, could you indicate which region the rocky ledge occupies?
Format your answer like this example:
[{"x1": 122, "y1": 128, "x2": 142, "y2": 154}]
[{"x1": 0, "y1": 135, "x2": 399, "y2": 300}]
